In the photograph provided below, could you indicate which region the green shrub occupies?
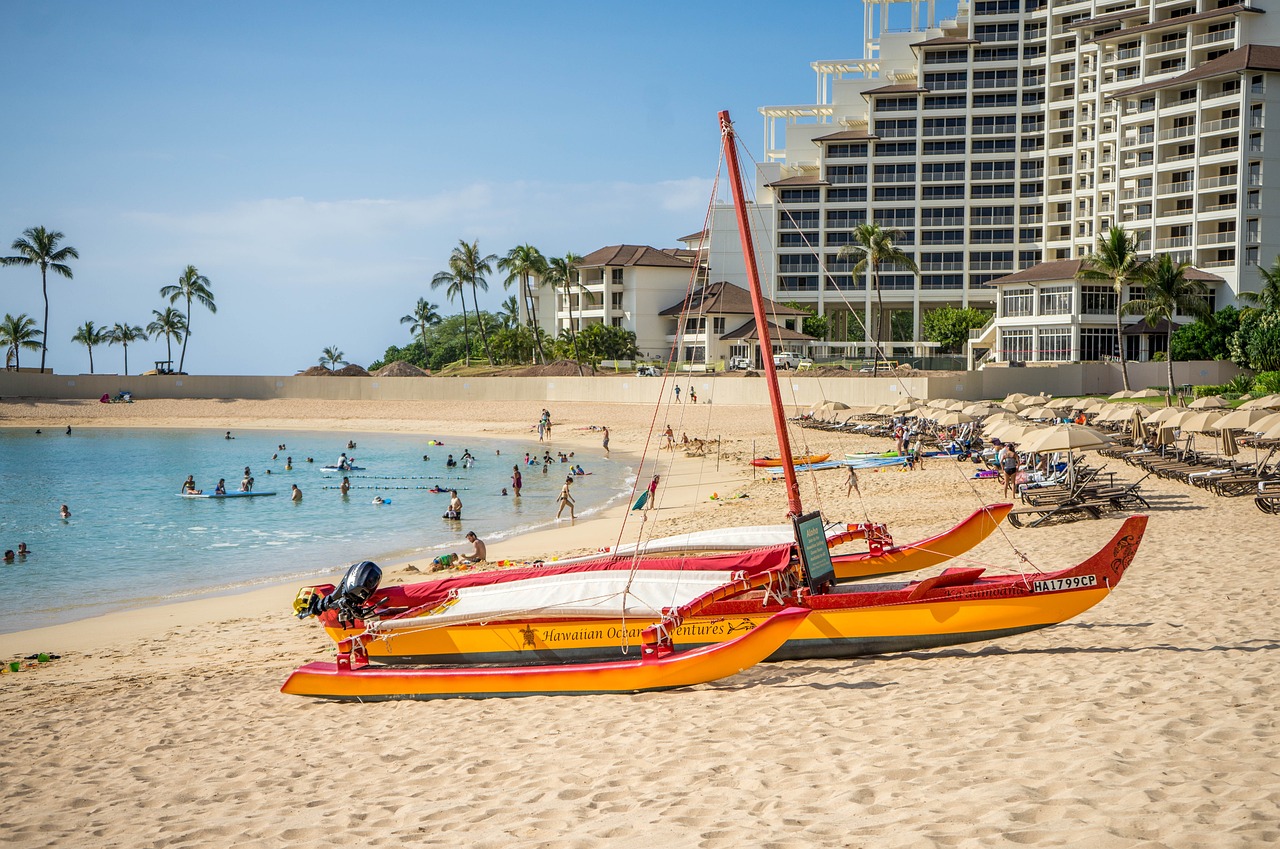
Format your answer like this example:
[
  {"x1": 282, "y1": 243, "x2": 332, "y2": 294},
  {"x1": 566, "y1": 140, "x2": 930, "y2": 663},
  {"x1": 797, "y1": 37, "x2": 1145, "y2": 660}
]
[
  {"x1": 1253, "y1": 370, "x2": 1280, "y2": 395},
  {"x1": 1226, "y1": 373, "x2": 1256, "y2": 396},
  {"x1": 1194, "y1": 383, "x2": 1226, "y2": 398},
  {"x1": 1151, "y1": 351, "x2": 1167, "y2": 362}
]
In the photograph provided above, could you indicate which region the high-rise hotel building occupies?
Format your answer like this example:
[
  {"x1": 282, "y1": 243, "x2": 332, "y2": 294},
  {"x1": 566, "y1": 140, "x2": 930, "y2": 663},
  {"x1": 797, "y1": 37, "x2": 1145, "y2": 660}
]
[{"x1": 707, "y1": 0, "x2": 1279, "y2": 363}]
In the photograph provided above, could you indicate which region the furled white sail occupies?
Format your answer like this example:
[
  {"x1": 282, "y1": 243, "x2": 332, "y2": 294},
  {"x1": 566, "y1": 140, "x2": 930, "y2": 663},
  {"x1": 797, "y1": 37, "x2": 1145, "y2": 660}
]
[
  {"x1": 369, "y1": 569, "x2": 747, "y2": 632},
  {"x1": 545, "y1": 523, "x2": 846, "y2": 567}
]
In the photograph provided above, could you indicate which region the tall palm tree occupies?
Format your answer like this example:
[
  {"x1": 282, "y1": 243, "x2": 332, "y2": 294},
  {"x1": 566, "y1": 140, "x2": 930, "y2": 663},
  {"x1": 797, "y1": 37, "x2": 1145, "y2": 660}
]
[
  {"x1": 1123, "y1": 254, "x2": 1211, "y2": 402},
  {"x1": 320, "y1": 346, "x2": 346, "y2": 371},
  {"x1": 107, "y1": 323, "x2": 148, "y2": 376},
  {"x1": 430, "y1": 267, "x2": 471, "y2": 366},
  {"x1": 1078, "y1": 226, "x2": 1147, "y2": 391},
  {"x1": 71, "y1": 320, "x2": 108, "y2": 374},
  {"x1": 498, "y1": 244, "x2": 548, "y2": 363},
  {"x1": 399, "y1": 298, "x2": 442, "y2": 352},
  {"x1": 1, "y1": 313, "x2": 43, "y2": 371},
  {"x1": 544, "y1": 252, "x2": 585, "y2": 372},
  {"x1": 451, "y1": 240, "x2": 498, "y2": 365},
  {"x1": 837, "y1": 222, "x2": 918, "y2": 371},
  {"x1": 1, "y1": 226, "x2": 78, "y2": 372},
  {"x1": 159, "y1": 265, "x2": 215, "y2": 374},
  {"x1": 146, "y1": 307, "x2": 188, "y2": 369},
  {"x1": 1239, "y1": 256, "x2": 1280, "y2": 311}
]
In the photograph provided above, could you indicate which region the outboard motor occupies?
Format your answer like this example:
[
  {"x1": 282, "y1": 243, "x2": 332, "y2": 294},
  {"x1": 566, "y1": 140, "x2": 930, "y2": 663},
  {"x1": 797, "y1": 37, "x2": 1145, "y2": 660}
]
[{"x1": 298, "y1": 561, "x2": 382, "y2": 625}]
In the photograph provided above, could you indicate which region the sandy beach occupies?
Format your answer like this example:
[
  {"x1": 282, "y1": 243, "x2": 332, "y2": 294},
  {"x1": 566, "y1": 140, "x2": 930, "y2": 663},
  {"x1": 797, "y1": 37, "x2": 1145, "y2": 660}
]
[{"x1": 1, "y1": 397, "x2": 1277, "y2": 848}]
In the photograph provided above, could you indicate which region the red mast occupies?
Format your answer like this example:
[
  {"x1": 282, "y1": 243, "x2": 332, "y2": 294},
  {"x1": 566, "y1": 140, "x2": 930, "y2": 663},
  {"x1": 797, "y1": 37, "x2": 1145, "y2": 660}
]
[{"x1": 719, "y1": 110, "x2": 804, "y2": 517}]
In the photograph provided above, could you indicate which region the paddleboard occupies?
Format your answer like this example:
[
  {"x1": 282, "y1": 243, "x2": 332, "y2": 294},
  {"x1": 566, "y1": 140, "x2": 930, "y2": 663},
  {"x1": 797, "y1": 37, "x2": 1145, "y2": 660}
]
[
  {"x1": 631, "y1": 491, "x2": 650, "y2": 511},
  {"x1": 321, "y1": 466, "x2": 366, "y2": 473},
  {"x1": 178, "y1": 491, "x2": 277, "y2": 499}
]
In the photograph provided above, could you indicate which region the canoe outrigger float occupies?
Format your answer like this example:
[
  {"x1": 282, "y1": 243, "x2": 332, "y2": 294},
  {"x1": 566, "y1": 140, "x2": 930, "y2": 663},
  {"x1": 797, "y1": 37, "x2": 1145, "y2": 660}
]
[
  {"x1": 283, "y1": 111, "x2": 1144, "y2": 701},
  {"x1": 751, "y1": 453, "x2": 830, "y2": 468}
]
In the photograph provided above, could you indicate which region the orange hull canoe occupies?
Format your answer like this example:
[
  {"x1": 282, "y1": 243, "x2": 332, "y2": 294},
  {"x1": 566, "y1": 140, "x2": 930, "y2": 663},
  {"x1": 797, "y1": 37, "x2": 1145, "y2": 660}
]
[{"x1": 751, "y1": 453, "x2": 830, "y2": 468}]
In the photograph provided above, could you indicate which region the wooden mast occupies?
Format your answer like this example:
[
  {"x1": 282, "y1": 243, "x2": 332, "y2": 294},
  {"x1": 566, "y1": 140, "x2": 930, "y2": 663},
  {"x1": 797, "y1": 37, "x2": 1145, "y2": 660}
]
[{"x1": 719, "y1": 110, "x2": 804, "y2": 517}]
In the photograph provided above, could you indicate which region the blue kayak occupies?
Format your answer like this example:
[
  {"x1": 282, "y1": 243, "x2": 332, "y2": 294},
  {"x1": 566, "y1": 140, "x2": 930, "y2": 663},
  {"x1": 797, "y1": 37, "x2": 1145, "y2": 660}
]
[{"x1": 178, "y1": 491, "x2": 277, "y2": 498}]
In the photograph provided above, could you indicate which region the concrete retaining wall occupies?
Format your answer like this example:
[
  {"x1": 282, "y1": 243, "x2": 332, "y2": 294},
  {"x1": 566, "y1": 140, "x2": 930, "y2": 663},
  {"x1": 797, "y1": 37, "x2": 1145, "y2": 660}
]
[{"x1": 0, "y1": 361, "x2": 1248, "y2": 408}]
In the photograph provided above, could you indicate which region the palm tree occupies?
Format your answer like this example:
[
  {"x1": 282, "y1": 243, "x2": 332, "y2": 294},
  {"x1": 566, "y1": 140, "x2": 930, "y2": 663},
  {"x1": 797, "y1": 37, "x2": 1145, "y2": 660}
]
[
  {"x1": 107, "y1": 323, "x2": 148, "y2": 376},
  {"x1": 430, "y1": 267, "x2": 472, "y2": 366},
  {"x1": 1122, "y1": 254, "x2": 1211, "y2": 402},
  {"x1": 1239, "y1": 256, "x2": 1280, "y2": 311},
  {"x1": 497, "y1": 295, "x2": 521, "y2": 330},
  {"x1": 1, "y1": 226, "x2": 79, "y2": 372},
  {"x1": 498, "y1": 244, "x2": 548, "y2": 363},
  {"x1": 159, "y1": 265, "x2": 215, "y2": 374},
  {"x1": 320, "y1": 346, "x2": 346, "y2": 372},
  {"x1": 399, "y1": 298, "x2": 442, "y2": 352},
  {"x1": 71, "y1": 321, "x2": 108, "y2": 374},
  {"x1": 544, "y1": 252, "x2": 585, "y2": 373},
  {"x1": 451, "y1": 240, "x2": 498, "y2": 365},
  {"x1": 1078, "y1": 226, "x2": 1147, "y2": 391},
  {"x1": 146, "y1": 307, "x2": 188, "y2": 368},
  {"x1": 837, "y1": 223, "x2": 918, "y2": 371},
  {"x1": 1, "y1": 313, "x2": 43, "y2": 371}
]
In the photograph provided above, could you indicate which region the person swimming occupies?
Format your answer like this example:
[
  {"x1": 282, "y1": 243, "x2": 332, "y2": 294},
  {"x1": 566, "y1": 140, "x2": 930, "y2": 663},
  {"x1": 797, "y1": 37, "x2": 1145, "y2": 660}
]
[{"x1": 446, "y1": 455, "x2": 457, "y2": 468}]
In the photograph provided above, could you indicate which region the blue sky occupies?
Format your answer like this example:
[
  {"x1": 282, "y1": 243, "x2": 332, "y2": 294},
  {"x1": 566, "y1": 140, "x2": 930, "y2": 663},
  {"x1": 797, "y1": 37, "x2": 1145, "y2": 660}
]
[{"x1": 2, "y1": 1, "x2": 891, "y2": 375}]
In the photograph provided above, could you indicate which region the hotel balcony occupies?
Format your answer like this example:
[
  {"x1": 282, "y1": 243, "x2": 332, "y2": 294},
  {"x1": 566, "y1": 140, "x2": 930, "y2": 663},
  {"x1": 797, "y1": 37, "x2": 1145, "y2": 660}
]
[
  {"x1": 1198, "y1": 231, "x2": 1238, "y2": 246},
  {"x1": 1155, "y1": 236, "x2": 1193, "y2": 250},
  {"x1": 1198, "y1": 175, "x2": 1239, "y2": 190},
  {"x1": 1193, "y1": 29, "x2": 1235, "y2": 48}
]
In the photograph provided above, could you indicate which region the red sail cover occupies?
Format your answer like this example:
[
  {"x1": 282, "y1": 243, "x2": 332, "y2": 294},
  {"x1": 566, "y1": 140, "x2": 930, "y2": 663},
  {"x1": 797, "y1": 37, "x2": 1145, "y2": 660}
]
[{"x1": 319, "y1": 544, "x2": 795, "y2": 628}]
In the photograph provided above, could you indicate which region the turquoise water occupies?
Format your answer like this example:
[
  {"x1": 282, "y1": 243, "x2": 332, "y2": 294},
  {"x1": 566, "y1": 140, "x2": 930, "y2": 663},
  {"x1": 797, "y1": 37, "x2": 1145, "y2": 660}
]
[{"x1": 0, "y1": 427, "x2": 632, "y2": 633}]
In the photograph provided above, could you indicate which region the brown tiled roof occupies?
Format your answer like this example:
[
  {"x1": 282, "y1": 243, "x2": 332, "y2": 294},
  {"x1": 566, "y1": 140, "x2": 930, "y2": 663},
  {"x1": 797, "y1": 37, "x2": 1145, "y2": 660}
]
[
  {"x1": 677, "y1": 230, "x2": 708, "y2": 244},
  {"x1": 863, "y1": 84, "x2": 928, "y2": 95},
  {"x1": 577, "y1": 245, "x2": 694, "y2": 269},
  {"x1": 911, "y1": 36, "x2": 978, "y2": 47},
  {"x1": 659, "y1": 281, "x2": 811, "y2": 318},
  {"x1": 1111, "y1": 44, "x2": 1280, "y2": 98},
  {"x1": 765, "y1": 174, "x2": 830, "y2": 187},
  {"x1": 1068, "y1": 7, "x2": 1149, "y2": 29},
  {"x1": 812, "y1": 129, "x2": 878, "y2": 142},
  {"x1": 990, "y1": 259, "x2": 1225, "y2": 286},
  {"x1": 988, "y1": 260, "x2": 1086, "y2": 285},
  {"x1": 1088, "y1": 5, "x2": 1262, "y2": 43},
  {"x1": 720, "y1": 318, "x2": 816, "y2": 342}
]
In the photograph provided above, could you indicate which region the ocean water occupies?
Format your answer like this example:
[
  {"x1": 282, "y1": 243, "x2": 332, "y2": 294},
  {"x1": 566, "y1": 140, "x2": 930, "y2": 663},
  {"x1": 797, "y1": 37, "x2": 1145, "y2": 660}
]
[{"x1": 0, "y1": 427, "x2": 632, "y2": 633}]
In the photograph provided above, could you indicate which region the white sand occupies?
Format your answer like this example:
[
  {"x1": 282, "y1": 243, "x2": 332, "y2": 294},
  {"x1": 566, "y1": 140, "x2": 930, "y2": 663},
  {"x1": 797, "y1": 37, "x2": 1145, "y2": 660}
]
[{"x1": 0, "y1": 398, "x2": 1277, "y2": 847}]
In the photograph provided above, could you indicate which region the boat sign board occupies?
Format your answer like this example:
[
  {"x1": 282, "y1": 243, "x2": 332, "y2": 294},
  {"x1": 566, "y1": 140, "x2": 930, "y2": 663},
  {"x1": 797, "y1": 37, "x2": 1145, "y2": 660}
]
[
  {"x1": 793, "y1": 511, "x2": 836, "y2": 592},
  {"x1": 1033, "y1": 575, "x2": 1098, "y2": 593}
]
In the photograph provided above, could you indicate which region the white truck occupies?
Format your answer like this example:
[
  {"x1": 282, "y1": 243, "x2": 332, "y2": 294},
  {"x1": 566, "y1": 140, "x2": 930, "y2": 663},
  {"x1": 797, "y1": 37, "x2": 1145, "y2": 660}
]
[{"x1": 773, "y1": 351, "x2": 802, "y2": 370}]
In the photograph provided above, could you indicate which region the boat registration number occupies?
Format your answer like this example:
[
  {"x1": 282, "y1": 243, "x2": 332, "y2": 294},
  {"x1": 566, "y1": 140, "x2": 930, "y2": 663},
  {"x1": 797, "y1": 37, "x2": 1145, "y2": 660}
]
[{"x1": 1033, "y1": 575, "x2": 1097, "y2": 593}]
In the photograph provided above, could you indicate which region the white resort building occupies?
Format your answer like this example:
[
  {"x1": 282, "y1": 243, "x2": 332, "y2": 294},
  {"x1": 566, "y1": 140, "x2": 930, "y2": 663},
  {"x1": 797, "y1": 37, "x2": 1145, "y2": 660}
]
[{"x1": 700, "y1": 0, "x2": 1280, "y2": 365}]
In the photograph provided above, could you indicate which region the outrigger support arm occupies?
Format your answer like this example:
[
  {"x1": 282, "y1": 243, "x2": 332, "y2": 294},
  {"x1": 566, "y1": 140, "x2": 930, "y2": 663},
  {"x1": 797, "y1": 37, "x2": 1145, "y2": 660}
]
[
  {"x1": 641, "y1": 565, "x2": 801, "y2": 657},
  {"x1": 719, "y1": 110, "x2": 804, "y2": 518}
]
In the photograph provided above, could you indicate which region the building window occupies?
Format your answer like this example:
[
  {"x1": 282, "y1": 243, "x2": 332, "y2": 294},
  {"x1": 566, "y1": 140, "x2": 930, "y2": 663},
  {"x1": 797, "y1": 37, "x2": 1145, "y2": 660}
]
[
  {"x1": 921, "y1": 274, "x2": 965, "y2": 290},
  {"x1": 1039, "y1": 285, "x2": 1073, "y2": 316},
  {"x1": 826, "y1": 188, "x2": 868, "y2": 203},
  {"x1": 1080, "y1": 328, "x2": 1118, "y2": 361},
  {"x1": 874, "y1": 163, "x2": 916, "y2": 182},
  {"x1": 779, "y1": 211, "x2": 820, "y2": 230},
  {"x1": 684, "y1": 317, "x2": 706, "y2": 334},
  {"x1": 611, "y1": 317, "x2": 622, "y2": 328},
  {"x1": 924, "y1": 72, "x2": 968, "y2": 90},
  {"x1": 611, "y1": 269, "x2": 624, "y2": 285},
  {"x1": 924, "y1": 95, "x2": 967, "y2": 110},
  {"x1": 779, "y1": 188, "x2": 821, "y2": 203},
  {"x1": 873, "y1": 119, "x2": 917, "y2": 138},
  {"x1": 924, "y1": 140, "x2": 966, "y2": 156},
  {"x1": 1039, "y1": 330, "x2": 1072, "y2": 362},
  {"x1": 683, "y1": 346, "x2": 705, "y2": 363},
  {"x1": 825, "y1": 143, "x2": 868, "y2": 158},
  {"x1": 712, "y1": 317, "x2": 726, "y2": 334},
  {"x1": 826, "y1": 165, "x2": 868, "y2": 184},
  {"x1": 779, "y1": 254, "x2": 820, "y2": 273},
  {"x1": 826, "y1": 209, "x2": 867, "y2": 228},
  {"x1": 874, "y1": 186, "x2": 916, "y2": 201},
  {"x1": 874, "y1": 142, "x2": 917, "y2": 156},
  {"x1": 1000, "y1": 329, "x2": 1033, "y2": 362},
  {"x1": 779, "y1": 232, "x2": 818, "y2": 247},
  {"x1": 1080, "y1": 285, "x2": 1117, "y2": 316},
  {"x1": 923, "y1": 185, "x2": 966, "y2": 199},
  {"x1": 874, "y1": 97, "x2": 918, "y2": 112},
  {"x1": 611, "y1": 292, "x2": 623, "y2": 310},
  {"x1": 974, "y1": 23, "x2": 1019, "y2": 42},
  {"x1": 1002, "y1": 288, "x2": 1034, "y2": 317}
]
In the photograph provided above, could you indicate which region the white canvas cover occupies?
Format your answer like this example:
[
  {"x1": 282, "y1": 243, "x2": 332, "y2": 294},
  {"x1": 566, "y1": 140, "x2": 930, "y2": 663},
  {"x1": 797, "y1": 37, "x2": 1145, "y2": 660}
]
[{"x1": 370, "y1": 569, "x2": 747, "y2": 632}]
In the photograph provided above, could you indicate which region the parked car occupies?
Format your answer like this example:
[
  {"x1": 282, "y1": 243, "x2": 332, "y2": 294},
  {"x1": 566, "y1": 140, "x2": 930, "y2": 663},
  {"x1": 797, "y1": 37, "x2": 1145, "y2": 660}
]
[
  {"x1": 773, "y1": 351, "x2": 802, "y2": 370},
  {"x1": 636, "y1": 364, "x2": 662, "y2": 377},
  {"x1": 728, "y1": 355, "x2": 752, "y2": 371}
]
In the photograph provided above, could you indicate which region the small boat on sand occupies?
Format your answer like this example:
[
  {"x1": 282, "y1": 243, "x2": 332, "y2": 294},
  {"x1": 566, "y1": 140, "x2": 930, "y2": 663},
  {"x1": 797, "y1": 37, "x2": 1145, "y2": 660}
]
[{"x1": 751, "y1": 453, "x2": 829, "y2": 468}]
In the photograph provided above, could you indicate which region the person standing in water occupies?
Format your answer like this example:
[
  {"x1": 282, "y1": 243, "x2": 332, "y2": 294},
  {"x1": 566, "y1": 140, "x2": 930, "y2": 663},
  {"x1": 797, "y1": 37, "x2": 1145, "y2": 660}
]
[
  {"x1": 340, "y1": 476, "x2": 350, "y2": 496},
  {"x1": 556, "y1": 476, "x2": 575, "y2": 520},
  {"x1": 602, "y1": 426, "x2": 610, "y2": 457},
  {"x1": 291, "y1": 484, "x2": 302, "y2": 501},
  {"x1": 511, "y1": 465, "x2": 522, "y2": 497}
]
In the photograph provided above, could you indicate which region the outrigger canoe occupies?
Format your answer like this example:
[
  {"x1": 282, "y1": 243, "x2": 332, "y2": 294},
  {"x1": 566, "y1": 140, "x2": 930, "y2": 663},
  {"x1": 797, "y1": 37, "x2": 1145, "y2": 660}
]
[
  {"x1": 751, "y1": 453, "x2": 829, "y2": 468},
  {"x1": 303, "y1": 515, "x2": 1144, "y2": 667}
]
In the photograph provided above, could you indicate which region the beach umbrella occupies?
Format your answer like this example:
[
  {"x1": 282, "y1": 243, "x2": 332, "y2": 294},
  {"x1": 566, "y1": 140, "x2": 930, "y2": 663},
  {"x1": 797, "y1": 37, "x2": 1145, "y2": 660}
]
[
  {"x1": 933, "y1": 411, "x2": 976, "y2": 427},
  {"x1": 1017, "y1": 424, "x2": 1112, "y2": 454},
  {"x1": 1188, "y1": 395, "x2": 1228, "y2": 409},
  {"x1": 1177, "y1": 410, "x2": 1225, "y2": 433},
  {"x1": 872, "y1": 404, "x2": 895, "y2": 415},
  {"x1": 1241, "y1": 393, "x2": 1280, "y2": 410},
  {"x1": 1243, "y1": 412, "x2": 1280, "y2": 434},
  {"x1": 893, "y1": 401, "x2": 917, "y2": 413},
  {"x1": 1004, "y1": 392, "x2": 1030, "y2": 404},
  {"x1": 1143, "y1": 406, "x2": 1184, "y2": 425},
  {"x1": 1018, "y1": 406, "x2": 1056, "y2": 420},
  {"x1": 1079, "y1": 398, "x2": 1107, "y2": 413},
  {"x1": 1221, "y1": 427, "x2": 1240, "y2": 457},
  {"x1": 1131, "y1": 388, "x2": 1165, "y2": 399},
  {"x1": 945, "y1": 399, "x2": 967, "y2": 411},
  {"x1": 1208, "y1": 408, "x2": 1272, "y2": 432},
  {"x1": 1127, "y1": 407, "x2": 1147, "y2": 439},
  {"x1": 1046, "y1": 397, "x2": 1076, "y2": 410},
  {"x1": 987, "y1": 422, "x2": 1039, "y2": 444},
  {"x1": 1258, "y1": 420, "x2": 1280, "y2": 441},
  {"x1": 820, "y1": 400, "x2": 851, "y2": 413},
  {"x1": 962, "y1": 403, "x2": 1001, "y2": 418},
  {"x1": 1109, "y1": 390, "x2": 1135, "y2": 400}
]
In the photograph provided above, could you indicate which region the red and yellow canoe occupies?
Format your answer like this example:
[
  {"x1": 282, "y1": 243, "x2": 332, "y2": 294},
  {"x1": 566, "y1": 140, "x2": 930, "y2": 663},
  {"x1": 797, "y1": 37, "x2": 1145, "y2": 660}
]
[
  {"x1": 316, "y1": 516, "x2": 1144, "y2": 668},
  {"x1": 832, "y1": 503, "x2": 1012, "y2": 581},
  {"x1": 751, "y1": 453, "x2": 830, "y2": 467},
  {"x1": 281, "y1": 606, "x2": 808, "y2": 701}
]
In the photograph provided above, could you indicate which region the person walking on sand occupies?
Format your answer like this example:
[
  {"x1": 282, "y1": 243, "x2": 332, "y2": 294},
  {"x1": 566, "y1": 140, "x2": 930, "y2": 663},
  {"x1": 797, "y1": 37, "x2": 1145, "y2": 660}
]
[
  {"x1": 674, "y1": 385, "x2": 681, "y2": 403},
  {"x1": 845, "y1": 465, "x2": 860, "y2": 497},
  {"x1": 645, "y1": 474, "x2": 660, "y2": 511},
  {"x1": 511, "y1": 465, "x2": 522, "y2": 497},
  {"x1": 602, "y1": 426, "x2": 610, "y2": 457},
  {"x1": 556, "y1": 476, "x2": 575, "y2": 520},
  {"x1": 1000, "y1": 442, "x2": 1020, "y2": 497},
  {"x1": 662, "y1": 425, "x2": 674, "y2": 450},
  {"x1": 689, "y1": 386, "x2": 697, "y2": 404}
]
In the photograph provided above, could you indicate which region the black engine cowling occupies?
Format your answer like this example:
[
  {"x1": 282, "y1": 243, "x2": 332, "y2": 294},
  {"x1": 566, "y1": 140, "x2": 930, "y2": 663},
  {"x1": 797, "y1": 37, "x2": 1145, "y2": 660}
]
[{"x1": 301, "y1": 561, "x2": 382, "y2": 625}]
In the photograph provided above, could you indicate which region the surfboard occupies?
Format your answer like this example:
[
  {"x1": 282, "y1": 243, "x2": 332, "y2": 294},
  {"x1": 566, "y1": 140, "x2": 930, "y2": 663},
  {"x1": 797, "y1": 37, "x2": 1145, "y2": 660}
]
[
  {"x1": 178, "y1": 491, "x2": 277, "y2": 499},
  {"x1": 320, "y1": 466, "x2": 365, "y2": 473},
  {"x1": 631, "y1": 491, "x2": 650, "y2": 511}
]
